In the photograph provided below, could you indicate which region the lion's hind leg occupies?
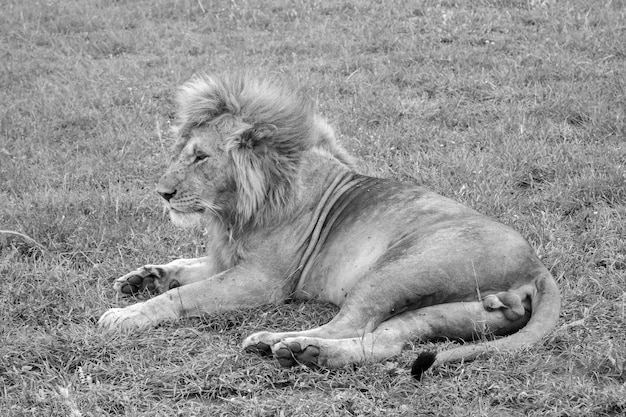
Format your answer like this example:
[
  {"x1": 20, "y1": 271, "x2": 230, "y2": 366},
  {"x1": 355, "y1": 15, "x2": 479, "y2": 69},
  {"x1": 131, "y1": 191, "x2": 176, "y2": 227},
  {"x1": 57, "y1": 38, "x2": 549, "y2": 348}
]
[
  {"x1": 243, "y1": 309, "x2": 380, "y2": 359},
  {"x1": 270, "y1": 300, "x2": 529, "y2": 369},
  {"x1": 113, "y1": 256, "x2": 219, "y2": 295}
]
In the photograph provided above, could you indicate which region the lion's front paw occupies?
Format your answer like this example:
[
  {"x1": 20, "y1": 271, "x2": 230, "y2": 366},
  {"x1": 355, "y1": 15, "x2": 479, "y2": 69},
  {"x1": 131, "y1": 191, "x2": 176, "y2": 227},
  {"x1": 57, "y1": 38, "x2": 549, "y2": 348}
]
[
  {"x1": 113, "y1": 265, "x2": 181, "y2": 296},
  {"x1": 273, "y1": 338, "x2": 321, "y2": 368},
  {"x1": 98, "y1": 304, "x2": 157, "y2": 331}
]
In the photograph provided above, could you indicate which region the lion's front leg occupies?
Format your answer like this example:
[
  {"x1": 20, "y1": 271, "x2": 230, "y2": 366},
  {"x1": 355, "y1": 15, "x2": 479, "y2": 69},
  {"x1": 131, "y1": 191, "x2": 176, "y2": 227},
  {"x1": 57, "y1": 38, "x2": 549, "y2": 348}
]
[
  {"x1": 112, "y1": 256, "x2": 222, "y2": 296},
  {"x1": 99, "y1": 267, "x2": 284, "y2": 331}
]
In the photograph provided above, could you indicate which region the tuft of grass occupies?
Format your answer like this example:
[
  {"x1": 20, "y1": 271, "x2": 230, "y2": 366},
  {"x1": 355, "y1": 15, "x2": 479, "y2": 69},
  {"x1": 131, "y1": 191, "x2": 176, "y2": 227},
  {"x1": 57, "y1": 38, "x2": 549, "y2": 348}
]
[{"x1": 1, "y1": 0, "x2": 625, "y2": 415}]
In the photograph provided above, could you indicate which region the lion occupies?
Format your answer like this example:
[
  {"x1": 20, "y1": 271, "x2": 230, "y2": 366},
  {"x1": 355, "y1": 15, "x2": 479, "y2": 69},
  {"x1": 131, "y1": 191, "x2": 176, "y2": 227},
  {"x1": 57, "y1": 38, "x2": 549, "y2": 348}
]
[{"x1": 98, "y1": 74, "x2": 561, "y2": 378}]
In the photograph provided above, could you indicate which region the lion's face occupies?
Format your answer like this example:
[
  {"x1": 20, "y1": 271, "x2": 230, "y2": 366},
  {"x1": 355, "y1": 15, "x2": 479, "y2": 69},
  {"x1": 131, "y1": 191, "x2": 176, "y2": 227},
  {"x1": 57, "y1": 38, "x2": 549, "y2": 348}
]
[
  {"x1": 158, "y1": 114, "x2": 292, "y2": 230},
  {"x1": 157, "y1": 122, "x2": 236, "y2": 228},
  {"x1": 158, "y1": 74, "x2": 315, "y2": 231}
]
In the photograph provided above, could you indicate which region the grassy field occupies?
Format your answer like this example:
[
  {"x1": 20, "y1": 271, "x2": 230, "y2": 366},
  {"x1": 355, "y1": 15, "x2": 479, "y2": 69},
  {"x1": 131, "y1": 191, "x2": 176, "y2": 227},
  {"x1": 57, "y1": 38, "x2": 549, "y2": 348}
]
[{"x1": 1, "y1": 0, "x2": 625, "y2": 415}]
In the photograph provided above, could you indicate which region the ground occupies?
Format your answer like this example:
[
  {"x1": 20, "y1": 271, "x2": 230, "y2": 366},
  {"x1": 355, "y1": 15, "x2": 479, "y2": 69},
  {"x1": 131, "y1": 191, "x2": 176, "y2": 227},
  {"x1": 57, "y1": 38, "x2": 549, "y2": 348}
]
[{"x1": 1, "y1": 0, "x2": 625, "y2": 415}]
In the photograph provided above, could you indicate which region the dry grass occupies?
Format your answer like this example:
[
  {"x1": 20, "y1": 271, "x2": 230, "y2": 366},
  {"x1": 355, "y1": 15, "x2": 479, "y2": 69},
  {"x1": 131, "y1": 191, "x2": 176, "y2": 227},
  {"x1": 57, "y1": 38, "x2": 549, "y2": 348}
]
[{"x1": 1, "y1": 0, "x2": 625, "y2": 415}]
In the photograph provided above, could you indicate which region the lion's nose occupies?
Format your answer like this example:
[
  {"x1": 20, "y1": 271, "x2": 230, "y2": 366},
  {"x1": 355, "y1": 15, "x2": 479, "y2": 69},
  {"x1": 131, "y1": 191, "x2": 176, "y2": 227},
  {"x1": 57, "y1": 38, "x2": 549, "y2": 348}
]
[
  {"x1": 156, "y1": 176, "x2": 178, "y2": 202},
  {"x1": 158, "y1": 190, "x2": 176, "y2": 202},
  {"x1": 156, "y1": 184, "x2": 177, "y2": 202}
]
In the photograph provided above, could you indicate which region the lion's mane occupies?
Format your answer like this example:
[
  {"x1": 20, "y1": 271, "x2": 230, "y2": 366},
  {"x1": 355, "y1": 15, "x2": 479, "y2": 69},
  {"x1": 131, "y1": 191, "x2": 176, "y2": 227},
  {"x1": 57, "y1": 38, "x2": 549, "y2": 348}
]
[{"x1": 171, "y1": 74, "x2": 355, "y2": 232}]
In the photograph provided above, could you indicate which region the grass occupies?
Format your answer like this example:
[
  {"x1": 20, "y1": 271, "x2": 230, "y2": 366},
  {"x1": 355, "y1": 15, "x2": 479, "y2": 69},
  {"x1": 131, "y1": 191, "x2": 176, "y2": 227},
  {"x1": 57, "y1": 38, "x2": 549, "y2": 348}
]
[{"x1": 1, "y1": 0, "x2": 625, "y2": 415}]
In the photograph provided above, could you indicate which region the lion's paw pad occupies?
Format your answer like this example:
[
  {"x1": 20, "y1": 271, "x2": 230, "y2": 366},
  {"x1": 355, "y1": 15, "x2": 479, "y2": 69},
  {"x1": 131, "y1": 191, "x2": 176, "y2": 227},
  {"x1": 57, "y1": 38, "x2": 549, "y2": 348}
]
[
  {"x1": 244, "y1": 342, "x2": 273, "y2": 357},
  {"x1": 114, "y1": 266, "x2": 179, "y2": 296},
  {"x1": 120, "y1": 274, "x2": 156, "y2": 295},
  {"x1": 275, "y1": 342, "x2": 320, "y2": 368}
]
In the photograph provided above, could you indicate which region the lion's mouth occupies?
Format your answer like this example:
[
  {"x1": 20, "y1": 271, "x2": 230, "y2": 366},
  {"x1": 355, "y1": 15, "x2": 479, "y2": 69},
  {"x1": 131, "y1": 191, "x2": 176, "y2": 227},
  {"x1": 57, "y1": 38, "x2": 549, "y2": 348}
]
[{"x1": 167, "y1": 206, "x2": 205, "y2": 214}]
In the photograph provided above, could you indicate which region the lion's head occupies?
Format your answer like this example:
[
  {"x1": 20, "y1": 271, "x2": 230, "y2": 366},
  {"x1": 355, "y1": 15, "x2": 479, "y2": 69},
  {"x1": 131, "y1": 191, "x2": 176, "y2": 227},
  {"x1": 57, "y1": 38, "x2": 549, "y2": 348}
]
[{"x1": 156, "y1": 74, "x2": 354, "y2": 232}]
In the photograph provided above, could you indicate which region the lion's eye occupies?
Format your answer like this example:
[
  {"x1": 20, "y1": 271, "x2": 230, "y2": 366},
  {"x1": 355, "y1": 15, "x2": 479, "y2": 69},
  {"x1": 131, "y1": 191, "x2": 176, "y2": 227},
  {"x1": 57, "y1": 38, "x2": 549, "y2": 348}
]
[{"x1": 194, "y1": 152, "x2": 209, "y2": 163}]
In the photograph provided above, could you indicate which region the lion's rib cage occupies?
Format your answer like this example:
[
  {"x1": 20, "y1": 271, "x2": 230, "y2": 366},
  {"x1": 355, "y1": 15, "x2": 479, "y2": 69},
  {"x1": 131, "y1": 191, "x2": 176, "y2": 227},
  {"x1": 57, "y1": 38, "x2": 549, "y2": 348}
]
[{"x1": 293, "y1": 173, "x2": 381, "y2": 293}]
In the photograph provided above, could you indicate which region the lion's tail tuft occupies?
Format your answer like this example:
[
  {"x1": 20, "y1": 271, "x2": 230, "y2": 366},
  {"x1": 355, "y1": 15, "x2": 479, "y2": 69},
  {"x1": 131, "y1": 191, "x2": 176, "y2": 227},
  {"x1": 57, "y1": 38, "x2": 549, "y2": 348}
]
[
  {"x1": 411, "y1": 270, "x2": 560, "y2": 379},
  {"x1": 411, "y1": 351, "x2": 437, "y2": 381}
]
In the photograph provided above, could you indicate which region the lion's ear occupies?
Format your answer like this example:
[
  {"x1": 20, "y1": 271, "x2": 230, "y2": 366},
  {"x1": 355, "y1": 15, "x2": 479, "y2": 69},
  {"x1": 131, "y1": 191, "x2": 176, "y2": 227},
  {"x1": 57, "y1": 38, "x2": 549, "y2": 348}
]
[{"x1": 239, "y1": 124, "x2": 277, "y2": 149}]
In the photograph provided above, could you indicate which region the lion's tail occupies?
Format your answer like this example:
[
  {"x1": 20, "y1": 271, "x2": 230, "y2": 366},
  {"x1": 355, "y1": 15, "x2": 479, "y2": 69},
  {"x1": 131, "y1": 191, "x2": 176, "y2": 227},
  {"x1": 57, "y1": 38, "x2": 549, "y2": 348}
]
[{"x1": 411, "y1": 270, "x2": 561, "y2": 380}]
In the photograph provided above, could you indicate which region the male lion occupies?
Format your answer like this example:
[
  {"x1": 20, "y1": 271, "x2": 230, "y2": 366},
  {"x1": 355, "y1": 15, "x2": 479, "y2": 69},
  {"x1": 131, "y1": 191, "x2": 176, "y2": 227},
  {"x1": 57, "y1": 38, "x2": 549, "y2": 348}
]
[{"x1": 99, "y1": 74, "x2": 561, "y2": 378}]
